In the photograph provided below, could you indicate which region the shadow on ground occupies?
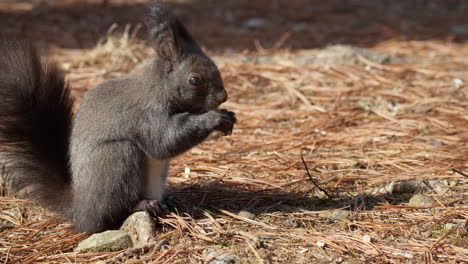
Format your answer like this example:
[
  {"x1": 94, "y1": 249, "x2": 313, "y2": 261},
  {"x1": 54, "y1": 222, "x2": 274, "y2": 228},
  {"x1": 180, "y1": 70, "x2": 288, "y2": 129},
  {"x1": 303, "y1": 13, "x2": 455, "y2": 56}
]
[
  {"x1": 164, "y1": 182, "x2": 413, "y2": 220},
  {"x1": 0, "y1": 0, "x2": 467, "y2": 52}
]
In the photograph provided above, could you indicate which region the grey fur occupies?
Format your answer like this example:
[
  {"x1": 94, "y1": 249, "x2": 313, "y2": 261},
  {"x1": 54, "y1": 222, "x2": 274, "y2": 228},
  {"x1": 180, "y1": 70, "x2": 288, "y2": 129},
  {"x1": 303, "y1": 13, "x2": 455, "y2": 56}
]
[{"x1": 0, "y1": 2, "x2": 236, "y2": 233}]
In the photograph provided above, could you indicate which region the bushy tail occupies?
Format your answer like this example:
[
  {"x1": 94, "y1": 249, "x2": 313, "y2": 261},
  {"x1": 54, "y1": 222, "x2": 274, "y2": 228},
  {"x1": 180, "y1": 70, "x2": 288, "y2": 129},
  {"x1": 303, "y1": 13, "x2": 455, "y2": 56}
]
[{"x1": 0, "y1": 38, "x2": 74, "y2": 215}]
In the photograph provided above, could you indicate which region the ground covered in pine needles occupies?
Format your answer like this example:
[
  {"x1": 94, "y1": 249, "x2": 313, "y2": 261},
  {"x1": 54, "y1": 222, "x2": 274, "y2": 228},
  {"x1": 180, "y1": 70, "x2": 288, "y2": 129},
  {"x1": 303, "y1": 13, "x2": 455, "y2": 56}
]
[{"x1": 0, "y1": 0, "x2": 467, "y2": 263}]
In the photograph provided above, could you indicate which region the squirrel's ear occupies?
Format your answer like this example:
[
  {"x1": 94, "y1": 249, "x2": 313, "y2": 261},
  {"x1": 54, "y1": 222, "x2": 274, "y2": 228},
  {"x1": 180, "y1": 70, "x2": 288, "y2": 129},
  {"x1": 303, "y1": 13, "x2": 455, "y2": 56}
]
[{"x1": 145, "y1": 1, "x2": 202, "y2": 63}]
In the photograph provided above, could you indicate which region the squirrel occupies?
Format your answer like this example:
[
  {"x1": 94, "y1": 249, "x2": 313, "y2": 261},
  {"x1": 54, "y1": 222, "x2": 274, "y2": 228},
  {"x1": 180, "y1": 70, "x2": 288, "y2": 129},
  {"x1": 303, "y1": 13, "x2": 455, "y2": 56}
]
[{"x1": 0, "y1": 2, "x2": 236, "y2": 233}]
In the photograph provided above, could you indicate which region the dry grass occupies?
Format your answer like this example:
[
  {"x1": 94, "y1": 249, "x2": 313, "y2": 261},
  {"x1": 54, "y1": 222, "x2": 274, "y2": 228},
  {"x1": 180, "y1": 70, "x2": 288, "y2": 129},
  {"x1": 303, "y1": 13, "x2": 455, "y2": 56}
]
[
  {"x1": 67, "y1": 23, "x2": 146, "y2": 71},
  {"x1": 1, "y1": 0, "x2": 468, "y2": 263},
  {"x1": 62, "y1": 23, "x2": 150, "y2": 100}
]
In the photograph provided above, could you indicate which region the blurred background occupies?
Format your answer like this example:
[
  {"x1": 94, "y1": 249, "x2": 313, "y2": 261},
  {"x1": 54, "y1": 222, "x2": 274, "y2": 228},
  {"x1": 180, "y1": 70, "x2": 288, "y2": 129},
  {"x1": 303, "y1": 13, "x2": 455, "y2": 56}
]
[{"x1": 1, "y1": 0, "x2": 467, "y2": 52}]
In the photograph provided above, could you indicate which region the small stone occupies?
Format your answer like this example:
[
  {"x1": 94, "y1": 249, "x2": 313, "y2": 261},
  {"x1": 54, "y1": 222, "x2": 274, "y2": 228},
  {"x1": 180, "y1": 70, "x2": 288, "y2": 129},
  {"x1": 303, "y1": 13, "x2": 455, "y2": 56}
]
[
  {"x1": 453, "y1": 78, "x2": 464, "y2": 88},
  {"x1": 319, "y1": 209, "x2": 349, "y2": 221},
  {"x1": 61, "y1": 62, "x2": 72, "y2": 71},
  {"x1": 256, "y1": 248, "x2": 269, "y2": 259},
  {"x1": 282, "y1": 218, "x2": 299, "y2": 228},
  {"x1": 254, "y1": 55, "x2": 276, "y2": 65},
  {"x1": 76, "y1": 230, "x2": 133, "y2": 253},
  {"x1": 422, "y1": 231, "x2": 433, "y2": 238},
  {"x1": 429, "y1": 139, "x2": 442, "y2": 147},
  {"x1": 451, "y1": 25, "x2": 468, "y2": 35},
  {"x1": 292, "y1": 23, "x2": 308, "y2": 32},
  {"x1": 408, "y1": 194, "x2": 436, "y2": 207},
  {"x1": 367, "y1": 180, "x2": 451, "y2": 195},
  {"x1": 362, "y1": 234, "x2": 372, "y2": 243},
  {"x1": 238, "y1": 210, "x2": 255, "y2": 220},
  {"x1": 316, "y1": 241, "x2": 325, "y2": 248},
  {"x1": 184, "y1": 167, "x2": 191, "y2": 178},
  {"x1": 203, "y1": 249, "x2": 236, "y2": 264},
  {"x1": 244, "y1": 18, "x2": 267, "y2": 29},
  {"x1": 444, "y1": 223, "x2": 457, "y2": 231},
  {"x1": 120, "y1": 211, "x2": 155, "y2": 247},
  {"x1": 291, "y1": 45, "x2": 403, "y2": 66},
  {"x1": 413, "y1": 105, "x2": 433, "y2": 114},
  {"x1": 393, "y1": 252, "x2": 414, "y2": 259}
]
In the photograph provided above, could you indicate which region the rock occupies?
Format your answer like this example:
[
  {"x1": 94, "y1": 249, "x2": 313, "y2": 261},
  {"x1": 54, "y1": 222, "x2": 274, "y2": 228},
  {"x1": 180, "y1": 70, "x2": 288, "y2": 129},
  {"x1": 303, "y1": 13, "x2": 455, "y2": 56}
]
[
  {"x1": 452, "y1": 78, "x2": 464, "y2": 88},
  {"x1": 362, "y1": 234, "x2": 372, "y2": 243},
  {"x1": 256, "y1": 248, "x2": 269, "y2": 259},
  {"x1": 413, "y1": 105, "x2": 434, "y2": 114},
  {"x1": 120, "y1": 211, "x2": 155, "y2": 247},
  {"x1": 408, "y1": 194, "x2": 436, "y2": 207},
  {"x1": 443, "y1": 223, "x2": 457, "y2": 231},
  {"x1": 393, "y1": 252, "x2": 414, "y2": 259},
  {"x1": 212, "y1": 45, "x2": 405, "y2": 68},
  {"x1": 254, "y1": 55, "x2": 276, "y2": 65},
  {"x1": 451, "y1": 25, "x2": 468, "y2": 35},
  {"x1": 238, "y1": 210, "x2": 255, "y2": 220},
  {"x1": 291, "y1": 45, "x2": 404, "y2": 66},
  {"x1": 244, "y1": 18, "x2": 267, "y2": 29},
  {"x1": 203, "y1": 249, "x2": 236, "y2": 264},
  {"x1": 367, "y1": 179, "x2": 452, "y2": 195},
  {"x1": 282, "y1": 218, "x2": 299, "y2": 228},
  {"x1": 212, "y1": 55, "x2": 277, "y2": 68},
  {"x1": 76, "y1": 230, "x2": 133, "y2": 253},
  {"x1": 319, "y1": 209, "x2": 349, "y2": 221},
  {"x1": 292, "y1": 23, "x2": 308, "y2": 32}
]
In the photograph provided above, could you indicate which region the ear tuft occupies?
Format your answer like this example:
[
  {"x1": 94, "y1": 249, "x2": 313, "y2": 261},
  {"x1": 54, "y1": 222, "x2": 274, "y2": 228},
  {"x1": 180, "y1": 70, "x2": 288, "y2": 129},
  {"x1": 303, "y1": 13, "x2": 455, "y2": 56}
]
[
  {"x1": 145, "y1": 1, "x2": 174, "y2": 40},
  {"x1": 145, "y1": 1, "x2": 176, "y2": 58},
  {"x1": 145, "y1": 0, "x2": 202, "y2": 62}
]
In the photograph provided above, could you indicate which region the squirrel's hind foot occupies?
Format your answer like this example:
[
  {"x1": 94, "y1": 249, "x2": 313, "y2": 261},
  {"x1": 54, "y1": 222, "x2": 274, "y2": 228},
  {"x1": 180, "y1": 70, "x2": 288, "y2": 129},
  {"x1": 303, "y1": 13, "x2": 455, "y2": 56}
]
[{"x1": 134, "y1": 199, "x2": 170, "y2": 218}]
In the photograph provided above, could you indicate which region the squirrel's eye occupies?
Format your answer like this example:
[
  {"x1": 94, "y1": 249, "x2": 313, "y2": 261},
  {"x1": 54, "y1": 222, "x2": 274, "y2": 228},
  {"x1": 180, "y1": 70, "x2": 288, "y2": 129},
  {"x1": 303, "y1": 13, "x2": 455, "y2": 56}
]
[{"x1": 189, "y1": 76, "x2": 203, "y2": 87}]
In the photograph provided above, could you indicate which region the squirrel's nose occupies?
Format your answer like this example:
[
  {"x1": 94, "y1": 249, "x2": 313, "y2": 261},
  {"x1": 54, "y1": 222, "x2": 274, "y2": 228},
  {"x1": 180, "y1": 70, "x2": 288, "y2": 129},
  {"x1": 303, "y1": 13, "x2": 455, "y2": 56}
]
[{"x1": 219, "y1": 89, "x2": 228, "y2": 103}]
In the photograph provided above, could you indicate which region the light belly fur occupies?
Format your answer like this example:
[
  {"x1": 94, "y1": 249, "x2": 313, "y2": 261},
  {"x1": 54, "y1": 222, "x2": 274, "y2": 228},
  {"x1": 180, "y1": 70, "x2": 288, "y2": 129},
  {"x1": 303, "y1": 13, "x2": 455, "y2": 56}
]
[{"x1": 143, "y1": 156, "x2": 169, "y2": 200}]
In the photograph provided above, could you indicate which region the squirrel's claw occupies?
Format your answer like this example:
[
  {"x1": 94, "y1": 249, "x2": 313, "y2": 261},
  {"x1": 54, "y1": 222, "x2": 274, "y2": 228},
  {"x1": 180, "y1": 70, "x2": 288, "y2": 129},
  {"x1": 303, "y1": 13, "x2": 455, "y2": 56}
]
[{"x1": 135, "y1": 199, "x2": 170, "y2": 218}]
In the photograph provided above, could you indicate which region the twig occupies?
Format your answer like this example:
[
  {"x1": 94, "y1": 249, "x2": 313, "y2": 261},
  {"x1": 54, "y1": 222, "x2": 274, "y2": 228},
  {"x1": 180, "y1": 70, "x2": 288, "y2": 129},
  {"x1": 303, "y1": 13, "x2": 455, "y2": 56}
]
[
  {"x1": 107, "y1": 239, "x2": 167, "y2": 263},
  {"x1": 247, "y1": 241, "x2": 265, "y2": 264},
  {"x1": 253, "y1": 39, "x2": 266, "y2": 53},
  {"x1": 215, "y1": 168, "x2": 230, "y2": 182},
  {"x1": 452, "y1": 168, "x2": 468, "y2": 177},
  {"x1": 3, "y1": 247, "x2": 11, "y2": 264},
  {"x1": 272, "y1": 32, "x2": 292, "y2": 50},
  {"x1": 301, "y1": 157, "x2": 332, "y2": 198},
  {"x1": 281, "y1": 80, "x2": 326, "y2": 112},
  {"x1": 429, "y1": 226, "x2": 457, "y2": 251},
  {"x1": 219, "y1": 209, "x2": 278, "y2": 230}
]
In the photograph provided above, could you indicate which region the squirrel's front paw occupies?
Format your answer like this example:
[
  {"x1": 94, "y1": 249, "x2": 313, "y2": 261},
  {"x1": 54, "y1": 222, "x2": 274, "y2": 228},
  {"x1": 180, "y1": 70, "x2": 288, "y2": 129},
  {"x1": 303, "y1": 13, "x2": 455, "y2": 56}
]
[{"x1": 212, "y1": 109, "x2": 236, "y2": 135}]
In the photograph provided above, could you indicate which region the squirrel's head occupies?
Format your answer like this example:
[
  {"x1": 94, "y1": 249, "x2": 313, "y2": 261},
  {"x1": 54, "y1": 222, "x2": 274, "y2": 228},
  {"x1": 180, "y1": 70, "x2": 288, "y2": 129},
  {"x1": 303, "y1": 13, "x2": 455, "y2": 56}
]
[{"x1": 145, "y1": 2, "x2": 227, "y2": 113}]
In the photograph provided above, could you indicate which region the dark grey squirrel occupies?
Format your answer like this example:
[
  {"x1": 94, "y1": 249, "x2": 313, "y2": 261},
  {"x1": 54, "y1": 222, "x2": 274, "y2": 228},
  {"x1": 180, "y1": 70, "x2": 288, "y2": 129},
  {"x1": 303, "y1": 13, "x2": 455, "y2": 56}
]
[{"x1": 0, "y1": 2, "x2": 236, "y2": 233}]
